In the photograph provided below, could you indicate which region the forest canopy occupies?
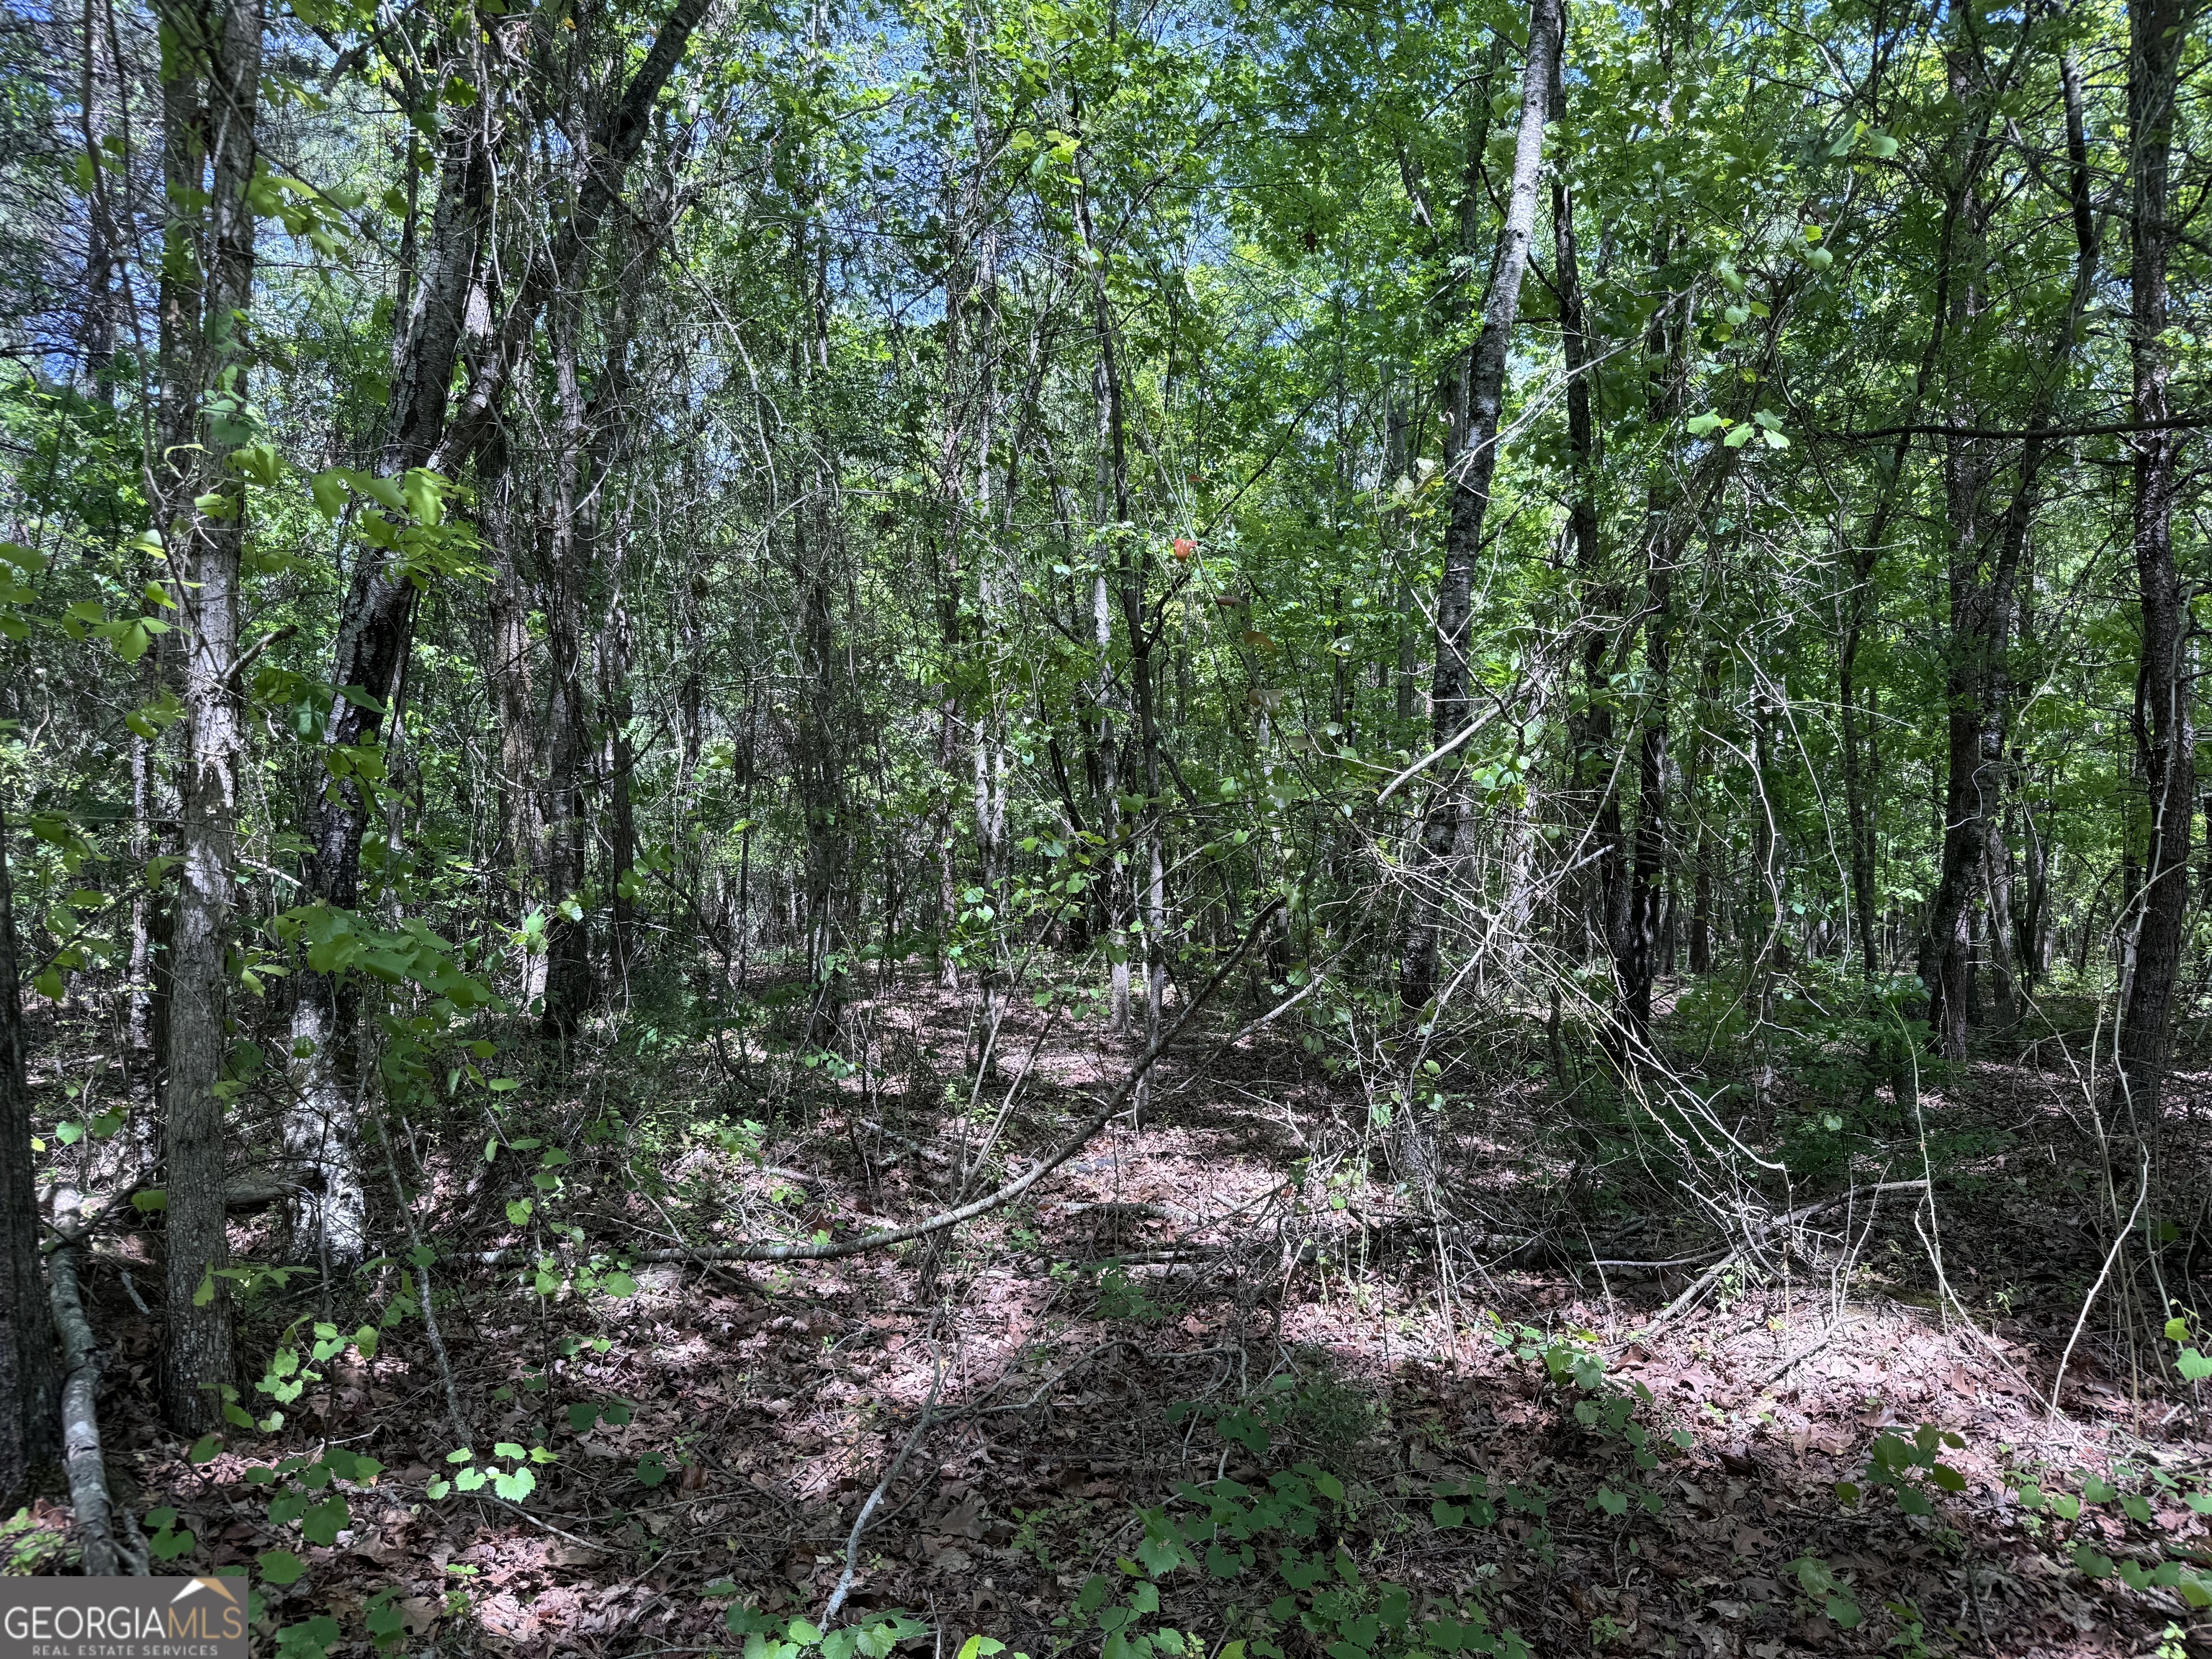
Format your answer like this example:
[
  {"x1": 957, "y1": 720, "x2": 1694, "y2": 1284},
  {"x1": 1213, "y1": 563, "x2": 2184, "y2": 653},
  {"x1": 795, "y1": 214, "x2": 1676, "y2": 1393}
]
[{"x1": 4, "y1": 0, "x2": 2211, "y2": 1650}]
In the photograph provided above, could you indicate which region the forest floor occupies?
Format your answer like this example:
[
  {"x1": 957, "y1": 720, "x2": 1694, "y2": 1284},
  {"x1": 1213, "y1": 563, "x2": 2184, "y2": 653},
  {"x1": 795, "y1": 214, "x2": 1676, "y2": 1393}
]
[{"x1": 19, "y1": 979, "x2": 2212, "y2": 1658}]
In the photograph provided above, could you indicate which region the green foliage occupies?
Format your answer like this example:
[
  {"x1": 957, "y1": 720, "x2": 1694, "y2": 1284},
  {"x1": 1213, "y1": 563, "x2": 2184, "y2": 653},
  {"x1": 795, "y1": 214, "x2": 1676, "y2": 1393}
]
[
  {"x1": 716, "y1": 1605, "x2": 929, "y2": 1659},
  {"x1": 1788, "y1": 1555, "x2": 1861, "y2": 1630},
  {"x1": 1047, "y1": 1467, "x2": 1529, "y2": 1659},
  {"x1": 1835, "y1": 1423, "x2": 1966, "y2": 1517}
]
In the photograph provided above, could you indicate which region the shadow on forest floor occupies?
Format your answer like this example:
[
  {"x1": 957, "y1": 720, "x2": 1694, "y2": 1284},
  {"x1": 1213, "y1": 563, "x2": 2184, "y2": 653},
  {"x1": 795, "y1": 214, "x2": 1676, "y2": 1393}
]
[{"x1": 20, "y1": 976, "x2": 2212, "y2": 1658}]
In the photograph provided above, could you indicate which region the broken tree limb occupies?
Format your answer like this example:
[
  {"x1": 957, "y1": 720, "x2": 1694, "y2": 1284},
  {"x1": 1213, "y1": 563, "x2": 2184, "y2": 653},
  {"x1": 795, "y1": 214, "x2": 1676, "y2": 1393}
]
[
  {"x1": 48, "y1": 1233, "x2": 144, "y2": 1576},
  {"x1": 450, "y1": 899, "x2": 1288, "y2": 1271},
  {"x1": 822, "y1": 1346, "x2": 943, "y2": 1625}
]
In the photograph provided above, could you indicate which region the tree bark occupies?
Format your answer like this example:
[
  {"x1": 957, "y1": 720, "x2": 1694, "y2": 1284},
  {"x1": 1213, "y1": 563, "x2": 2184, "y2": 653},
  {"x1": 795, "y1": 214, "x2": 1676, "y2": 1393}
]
[
  {"x1": 1398, "y1": 0, "x2": 1562, "y2": 1014},
  {"x1": 2118, "y1": 0, "x2": 2193, "y2": 1138},
  {"x1": 538, "y1": 280, "x2": 596, "y2": 1040},
  {"x1": 284, "y1": 39, "x2": 491, "y2": 1257},
  {"x1": 0, "y1": 803, "x2": 58, "y2": 1510},
  {"x1": 1920, "y1": 45, "x2": 2098, "y2": 1058},
  {"x1": 158, "y1": 0, "x2": 261, "y2": 1431},
  {"x1": 1550, "y1": 61, "x2": 1627, "y2": 983}
]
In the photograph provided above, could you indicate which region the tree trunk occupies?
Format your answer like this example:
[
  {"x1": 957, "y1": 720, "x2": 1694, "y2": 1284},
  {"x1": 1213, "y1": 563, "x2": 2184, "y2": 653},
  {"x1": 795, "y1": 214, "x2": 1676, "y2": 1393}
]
[
  {"x1": 1398, "y1": 0, "x2": 1562, "y2": 1014},
  {"x1": 1920, "y1": 45, "x2": 2098, "y2": 1058},
  {"x1": 2118, "y1": 0, "x2": 2193, "y2": 1137},
  {"x1": 1071, "y1": 99, "x2": 1137, "y2": 1038},
  {"x1": 1984, "y1": 803, "x2": 2018, "y2": 1029},
  {"x1": 1550, "y1": 63, "x2": 1627, "y2": 982},
  {"x1": 1622, "y1": 217, "x2": 1689, "y2": 1037},
  {"x1": 600, "y1": 578, "x2": 639, "y2": 995},
  {"x1": 284, "y1": 48, "x2": 491, "y2": 1255},
  {"x1": 158, "y1": 0, "x2": 261, "y2": 1430},
  {"x1": 483, "y1": 429, "x2": 543, "y2": 967},
  {"x1": 539, "y1": 284, "x2": 595, "y2": 1041},
  {"x1": 0, "y1": 803, "x2": 58, "y2": 1509}
]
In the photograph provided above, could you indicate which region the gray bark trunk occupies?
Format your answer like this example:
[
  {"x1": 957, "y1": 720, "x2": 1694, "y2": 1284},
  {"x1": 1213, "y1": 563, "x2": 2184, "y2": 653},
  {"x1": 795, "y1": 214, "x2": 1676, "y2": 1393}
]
[
  {"x1": 1399, "y1": 0, "x2": 1563, "y2": 1014},
  {"x1": 158, "y1": 0, "x2": 261, "y2": 1431}
]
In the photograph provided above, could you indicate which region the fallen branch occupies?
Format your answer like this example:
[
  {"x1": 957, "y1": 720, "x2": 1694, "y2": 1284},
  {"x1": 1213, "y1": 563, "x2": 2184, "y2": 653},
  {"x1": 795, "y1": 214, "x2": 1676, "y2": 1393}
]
[
  {"x1": 450, "y1": 899, "x2": 1287, "y2": 1271},
  {"x1": 822, "y1": 1352, "x2": 943, "y2": 1624},
  {"x1": 1613, "y1": 1180, "x2": 1935, "y2": 1351},
  {"x1": 48, "y1": 1233, "x2": 145, "y2": 1576}
]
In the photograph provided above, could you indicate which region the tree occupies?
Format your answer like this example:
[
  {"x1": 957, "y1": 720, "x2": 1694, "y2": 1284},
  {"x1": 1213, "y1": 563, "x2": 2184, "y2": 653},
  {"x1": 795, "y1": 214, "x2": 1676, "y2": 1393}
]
[
  {"x1": 154, "y1": 0, "x2": 262, "y2": 1433},
  {"x1": 0, "y1": 803, "x2": 58, "y2": 1508},
  {"x1": 1399, "y1": 0, "x2": 1563, "y2": 1017}
]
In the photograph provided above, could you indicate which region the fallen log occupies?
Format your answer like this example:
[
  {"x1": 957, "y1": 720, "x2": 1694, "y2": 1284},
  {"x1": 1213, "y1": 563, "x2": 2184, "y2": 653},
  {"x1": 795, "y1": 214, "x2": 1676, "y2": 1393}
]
[{"x1": 48, "y1": 1233, "x2": 143, "y2": 1576}]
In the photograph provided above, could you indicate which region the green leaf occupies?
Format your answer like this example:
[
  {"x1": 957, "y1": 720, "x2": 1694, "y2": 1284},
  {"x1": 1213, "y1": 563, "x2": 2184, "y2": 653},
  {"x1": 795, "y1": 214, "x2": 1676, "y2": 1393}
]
[
  {"x1": 259, "y1": 1549, "x2": 308, "y2": 1586},
  {"x1": 2179, "y1": 1347, "x2": 2212, "y2": 1381},
  {"x1": 2072, "y1": 1543, "x2": 2116, "y2": 1579},
  {"x1": 274, "y1": 1614, "x2": 341, "y2": 1659},
  {"x1": 300, "y1": 1495, "x2": 349, "y2": 1546}
]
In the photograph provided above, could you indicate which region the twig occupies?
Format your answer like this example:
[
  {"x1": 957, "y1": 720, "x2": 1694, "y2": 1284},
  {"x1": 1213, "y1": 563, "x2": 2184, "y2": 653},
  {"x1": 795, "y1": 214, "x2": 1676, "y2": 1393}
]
[
  {"x1": 487, "y1": 1493, "x2": 614, "y2": 1557},
  {"x1": 822, "y1": 1353, "x2": 943, "y2": 1625},
  {"x1": 1627, "y1": 1254, "x2": 1738, "y2": 1346},
  {"x1": 374, "y1": 1094, "x2": 475, "y2": 1447},
  {"x1": 1756, "y1": 1322, "x2": 1843, "y2": 1392},
  {"x1": 2049, "y1": 1151, "x2": 2151, "y2": 1416}
]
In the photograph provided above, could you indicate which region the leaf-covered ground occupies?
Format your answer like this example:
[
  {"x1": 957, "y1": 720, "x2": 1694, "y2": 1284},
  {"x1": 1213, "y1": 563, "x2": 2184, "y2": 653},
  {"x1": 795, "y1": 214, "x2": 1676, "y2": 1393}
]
[{"x1": 18, "y1": 984, "x2": 2211, "y2": 1658}]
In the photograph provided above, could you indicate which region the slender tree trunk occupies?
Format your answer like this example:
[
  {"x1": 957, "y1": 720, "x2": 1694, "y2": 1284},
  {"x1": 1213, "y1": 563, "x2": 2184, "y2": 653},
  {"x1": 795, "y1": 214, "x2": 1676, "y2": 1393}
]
[
  {"x1": 600, "y1": 575, "x2": 639, "y2": 994},
  {"x1": 539, "y1": 284, "x2": 595, "y2": 1040},
  {"x1": 1398, "y1": 0, "x2": 1562, "y2": 1014},
  {"x1": 2119, "y1": 0, "x2": 2193, "y2": 1137},
  {"x1": 483, "y1": 430, "x2": 542, "y2": 963},
  {"x1": 1071, "y1": 97, "x2": 1136, "y2": 1038},
  {"x1": 970, "y1": 210, "x2": 1014, "y2": 1042},
  {"x1": 1921, "y1": 47, "x2": 2097, "y2": 1058},
  {"x1": 0, "y1": 803, "x2": 59, "y2": 1507},
  {"x1": 284, "y1": 57, "x2": 490, "y2": 1254},
  {"x1": 1985, "y1": 802, "x2": 2018, "y2": 1028},
  {"x1": 1550, "y1": 66, "x2": 1626, "y2": 979},
  {"x1": 159, "y1": 0, "x2": 261, "y2": 1430},
  {"x1": 788, "y1": 190, "x2": 850, "y2": 1048}
]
